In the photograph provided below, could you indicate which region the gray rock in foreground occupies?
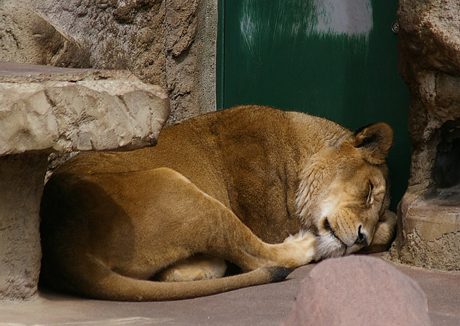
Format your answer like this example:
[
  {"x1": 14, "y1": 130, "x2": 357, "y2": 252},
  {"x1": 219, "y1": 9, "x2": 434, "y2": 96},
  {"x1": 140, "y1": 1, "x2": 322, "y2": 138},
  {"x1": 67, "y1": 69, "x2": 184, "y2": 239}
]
[{"x1": 282, "y1": 256, "x2": 432, "y2": 326}]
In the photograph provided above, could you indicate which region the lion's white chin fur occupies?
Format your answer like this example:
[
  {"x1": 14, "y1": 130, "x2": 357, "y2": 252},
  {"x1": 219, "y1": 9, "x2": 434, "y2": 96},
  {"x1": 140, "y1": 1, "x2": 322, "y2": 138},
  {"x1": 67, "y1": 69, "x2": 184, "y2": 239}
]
[{"x1": 316, "y1": 233, "x2": 365, "y2": 259}]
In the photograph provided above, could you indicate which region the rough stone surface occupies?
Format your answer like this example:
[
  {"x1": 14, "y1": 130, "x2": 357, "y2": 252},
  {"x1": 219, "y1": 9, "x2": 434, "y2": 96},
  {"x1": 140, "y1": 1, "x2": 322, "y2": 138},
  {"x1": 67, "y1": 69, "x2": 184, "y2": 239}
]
[
  {"x1": 0, "y1": 63, "x2": 170, "y2": 155},
  {"x1": 0, "y1": 0, "x2": 217, "y2": 123},
  {"x1": 389, "y1": 0, "x2": 460, "y2": 270},
  {"x1": 388, "y1": 189, "x2": 460, "y2": 270},
  {"x1": 164, "y1": 0, "x2": 217, "y2": 122},
  {"x1": 0, "y1": 0, "x2": 91, "y2": 68},
  {"x1": 0, "y1": 153, "x2": 48, "y2": 301},
  {"x1": 282, "y1": 256, "x2": 432, "y2": 326},
  {"x1": 0, "y1": 62, "x2": 170, "y2": 300}
]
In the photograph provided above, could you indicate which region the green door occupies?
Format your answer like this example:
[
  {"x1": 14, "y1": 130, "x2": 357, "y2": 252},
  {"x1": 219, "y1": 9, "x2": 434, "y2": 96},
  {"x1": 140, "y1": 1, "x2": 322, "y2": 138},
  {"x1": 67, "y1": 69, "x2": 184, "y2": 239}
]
[{"x1": 217, "y1": 0, "x2": 410, "y2": 211}]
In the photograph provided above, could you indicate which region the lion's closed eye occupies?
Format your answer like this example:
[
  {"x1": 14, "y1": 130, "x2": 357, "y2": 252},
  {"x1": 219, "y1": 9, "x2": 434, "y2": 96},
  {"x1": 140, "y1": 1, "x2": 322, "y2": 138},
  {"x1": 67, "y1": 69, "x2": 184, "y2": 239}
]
[{"x1": 367, "y1": 181, "x2": 374, "y2": 204}]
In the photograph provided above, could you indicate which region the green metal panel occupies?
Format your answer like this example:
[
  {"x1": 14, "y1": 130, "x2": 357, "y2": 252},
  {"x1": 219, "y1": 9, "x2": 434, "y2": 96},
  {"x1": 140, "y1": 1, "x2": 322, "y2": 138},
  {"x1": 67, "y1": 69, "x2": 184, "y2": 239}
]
[{"x1": 217, "y1": 0, "x2": 410, "y2": 211}]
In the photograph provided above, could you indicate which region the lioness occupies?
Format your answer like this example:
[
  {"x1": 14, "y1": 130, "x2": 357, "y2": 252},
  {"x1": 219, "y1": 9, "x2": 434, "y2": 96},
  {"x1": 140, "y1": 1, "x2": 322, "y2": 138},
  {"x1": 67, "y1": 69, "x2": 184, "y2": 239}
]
[{"x1": 40, "y1": 105, "x2": 396, "y2": 301}]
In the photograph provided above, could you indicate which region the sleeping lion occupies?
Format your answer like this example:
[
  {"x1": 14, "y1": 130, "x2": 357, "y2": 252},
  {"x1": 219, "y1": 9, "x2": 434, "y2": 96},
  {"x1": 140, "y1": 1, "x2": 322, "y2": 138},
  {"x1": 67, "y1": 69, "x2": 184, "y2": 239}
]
[{"x1": 39, "y1": 105, "x2": 396, "y2": 301}]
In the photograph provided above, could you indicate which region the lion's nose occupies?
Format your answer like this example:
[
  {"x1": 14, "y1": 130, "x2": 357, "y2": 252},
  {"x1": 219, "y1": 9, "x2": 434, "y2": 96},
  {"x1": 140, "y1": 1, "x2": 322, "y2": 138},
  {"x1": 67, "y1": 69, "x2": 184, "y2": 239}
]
[{"x1": 355, "y1": 225, "x2": 369, "y2": 246}]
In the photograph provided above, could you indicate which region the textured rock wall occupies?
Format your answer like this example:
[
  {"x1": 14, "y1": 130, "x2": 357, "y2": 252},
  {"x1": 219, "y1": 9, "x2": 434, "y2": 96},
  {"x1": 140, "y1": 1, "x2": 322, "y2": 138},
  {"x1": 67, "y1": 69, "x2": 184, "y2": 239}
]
[
  {"x1": 0, "y1": 1, "x2": 91, "y2": 67},
  {"x1": 388, "y1": 0, "x2": 460, "y2": 271},
  {"x1": 0, "y1": 0, "x2": 217, "y2": 122},
  {"x1": 0, "y1": 154, "x2": 48, "y2": 300}
]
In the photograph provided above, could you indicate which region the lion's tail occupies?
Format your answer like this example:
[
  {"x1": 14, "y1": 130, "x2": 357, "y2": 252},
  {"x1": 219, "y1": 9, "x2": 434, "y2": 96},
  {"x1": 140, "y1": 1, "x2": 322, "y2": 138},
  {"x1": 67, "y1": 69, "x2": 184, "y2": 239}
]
[
  {"x1": 43, "y1": 259, "x2": 292, "y2": 301},
  {"x1": 96, "y1": 268, "x2": 291, "y2": 301}
]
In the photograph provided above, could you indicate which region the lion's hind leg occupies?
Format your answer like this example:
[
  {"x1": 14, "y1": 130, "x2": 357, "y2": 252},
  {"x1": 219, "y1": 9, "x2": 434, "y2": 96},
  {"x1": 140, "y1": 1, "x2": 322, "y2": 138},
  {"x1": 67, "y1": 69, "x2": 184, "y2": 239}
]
[
  {"x1": 156, "y1": 254, "x2": 227, "y2": 282},
  {"x1": 141, "y1": 167, "x2": 318, "y2": 276}
]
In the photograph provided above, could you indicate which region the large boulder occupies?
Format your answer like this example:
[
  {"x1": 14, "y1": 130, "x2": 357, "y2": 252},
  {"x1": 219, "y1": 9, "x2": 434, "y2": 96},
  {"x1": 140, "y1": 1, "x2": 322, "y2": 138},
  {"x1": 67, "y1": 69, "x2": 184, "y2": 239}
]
[{"x1": 282, "y1": 256, "x2": 431, "y2": 326}]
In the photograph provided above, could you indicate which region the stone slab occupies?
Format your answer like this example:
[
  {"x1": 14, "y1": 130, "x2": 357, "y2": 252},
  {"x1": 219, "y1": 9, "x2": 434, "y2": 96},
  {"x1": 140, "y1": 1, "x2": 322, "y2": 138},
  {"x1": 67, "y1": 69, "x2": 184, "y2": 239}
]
[{"x1": 0, "y1": 61, "x2": 170, "y2": 156}]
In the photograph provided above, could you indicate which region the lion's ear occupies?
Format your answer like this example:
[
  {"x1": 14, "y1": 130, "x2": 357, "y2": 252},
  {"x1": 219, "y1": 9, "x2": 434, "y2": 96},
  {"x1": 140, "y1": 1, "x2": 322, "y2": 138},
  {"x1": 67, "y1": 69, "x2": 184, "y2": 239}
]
[{"x1": 353, "y1": 122, "x2": 394, "y2": 165}]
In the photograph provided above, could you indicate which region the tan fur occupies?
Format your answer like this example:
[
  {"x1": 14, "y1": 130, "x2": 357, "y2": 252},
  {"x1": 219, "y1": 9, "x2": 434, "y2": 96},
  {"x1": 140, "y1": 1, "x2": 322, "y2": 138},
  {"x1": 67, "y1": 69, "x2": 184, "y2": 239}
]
[{"x1": 40, "y1": 105, "x2": 396, "y2": 301}]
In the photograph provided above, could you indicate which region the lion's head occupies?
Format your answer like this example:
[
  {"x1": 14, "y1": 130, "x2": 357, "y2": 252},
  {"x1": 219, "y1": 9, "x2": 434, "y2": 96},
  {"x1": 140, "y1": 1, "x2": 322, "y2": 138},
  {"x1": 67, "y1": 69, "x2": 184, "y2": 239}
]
[{"x1": 296, "y1": 122, "x2": 394, "y2": 258}]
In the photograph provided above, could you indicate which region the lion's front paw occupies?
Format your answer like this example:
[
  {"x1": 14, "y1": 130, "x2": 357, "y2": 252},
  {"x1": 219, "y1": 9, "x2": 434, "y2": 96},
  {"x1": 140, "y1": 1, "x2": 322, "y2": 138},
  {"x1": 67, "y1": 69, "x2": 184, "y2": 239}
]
[
  {"x1": 365, "y1": 210, "x2": 397, "y2": 253},
  {"x1": 281, "y1": 230, "x2": 320, "y2": 265}
]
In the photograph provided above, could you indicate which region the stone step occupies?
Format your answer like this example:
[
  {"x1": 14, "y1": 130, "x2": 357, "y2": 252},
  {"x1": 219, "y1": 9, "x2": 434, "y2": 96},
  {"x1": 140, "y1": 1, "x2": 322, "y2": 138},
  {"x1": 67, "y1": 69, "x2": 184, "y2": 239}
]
[{"x1": 0, "y1": 61, "x2": 170, "y2": 156}]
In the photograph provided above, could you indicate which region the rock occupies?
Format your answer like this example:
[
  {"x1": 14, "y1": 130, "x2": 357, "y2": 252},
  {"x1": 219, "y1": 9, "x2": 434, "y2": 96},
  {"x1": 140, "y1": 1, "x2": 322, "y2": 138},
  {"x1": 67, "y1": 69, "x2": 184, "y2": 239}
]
[
  {"x1": 0, "y1": 153, "x2": 48, "y2": 300},
  {"x1": 0, "y1": 1, "x2": 90, "y2": 68},
  {"x1": 389, "y1": 0, "x2": 460, "y2": 271},
  {"x1": 282, "y1": 256, "x2": 431, "y2": 326},
  {"x1": 0, "y1": 62, "x2": 169, "y2": 300},
  {"x1": 0, "y1": 63, "x2": 170, "y2": 155},
  {"x1": 0, "y1": 0, "x2": 217, "y2": 123}
]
